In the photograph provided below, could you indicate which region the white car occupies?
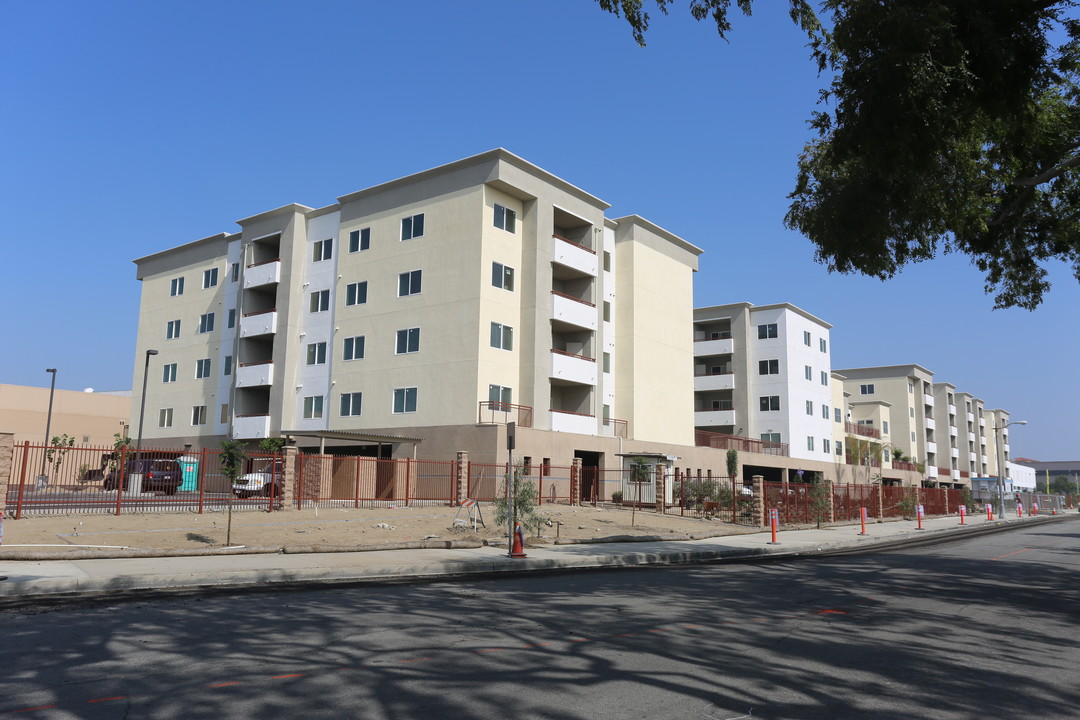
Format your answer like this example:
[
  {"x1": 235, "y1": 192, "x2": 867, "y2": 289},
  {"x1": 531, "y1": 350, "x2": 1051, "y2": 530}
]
[{"x1": 232, "y1": 458, "x2": 284, "y2": 498}]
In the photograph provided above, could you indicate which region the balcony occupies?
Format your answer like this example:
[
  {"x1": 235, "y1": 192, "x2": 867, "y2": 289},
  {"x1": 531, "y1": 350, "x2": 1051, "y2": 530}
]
[
  {"x1": 236, "y1": 361, "x2": 274, "y2": 388},
  {"x1": 923, "y1": 393, "x2": 935, "y2": 407},
  {"x1": 968, "y1": 431, "x2": 976, "y2": 442},
  {"x1": 969, "y1": 452, "x2": 977, "y2": 462},
  {"x1": 926, "y1": 466, "x2": 938, "y2": 478},
  {"x1": 233, "y1": 414, "x2": 271, "y2": 439},
  {"x1": 845, "y1": 422, "x2": 881, "y2": 439},
  {"x1": 600, "y1": 416, "x2": 628, "y2": 438},
  {"x1": 551, "y1": 235, "x2": 598, "y2": 277},
  {"x1": 967, "y1": 412, "x2": 975, "y2": 423},
  {"x1": 695, "y1": 409, "x2": 736, "y2": 427},
  {"x1": 926, "y1": 441, "x2": 938, "y2": 455},
  {"x1": 693, "y1": 337, "x2": 734, "y2": 357},
  {"x1": 949, "y1": 425, "x2": 957, "y2": 437},
  {"x1": 694, "y1": 371, "x2": 735, "y2": 392},
  {"x1": 240, "y1": 309, "x2": 277, "y2": 337},
  {"x1": 550, "y1": 291, "x2": 597, "y2": 330},
  {"x1": 981, "y1": 454, "x2": 989, "y2": 464},
  {"x1": 550, "y1": 409, "x2": 596, "y2": 435},
  {"x1": 550, "y1": 349, "x2": 597, "y2": 386},
  {"x1": 892, "y1": 460, "x2": 918, "y2": 472},
  {"x1": 924, "y1": 416, "x2": 936, "y2": 431},
  {"x1": 978, "y1": 416, "x2": 986, "y2": 427},
  {"x1": 948, "y1": 403, "x2": 957, "y2": 415},
  {"x1": 477, "y1": 401, "x2": 533, "y2": 428},
  {"x1": 695, "y1": 430, "x2": 789, "y2": 457},
  {"x1": 244, "y1": 259, "x2": 281, "y2": 288},
  {"x1": 950, "y1": 447, "x2": 960, "y2": 458}
]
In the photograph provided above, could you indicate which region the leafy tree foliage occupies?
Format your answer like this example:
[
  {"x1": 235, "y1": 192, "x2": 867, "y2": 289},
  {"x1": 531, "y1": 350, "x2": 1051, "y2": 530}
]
[{"x1": 597, "y1": 0, "x2": 1080, "y2": 308}]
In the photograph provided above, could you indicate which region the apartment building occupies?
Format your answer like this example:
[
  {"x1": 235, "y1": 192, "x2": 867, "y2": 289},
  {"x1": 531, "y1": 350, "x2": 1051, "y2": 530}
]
[
  {"x1": 130, "y1": 149, "x2": 703, "y2": 466},
  {"x1": 954, "y1": 391, "x2": 989, "y2": 480},
  {"x1": 692, "y1": 303, "x2": 835, "y2": 463}
]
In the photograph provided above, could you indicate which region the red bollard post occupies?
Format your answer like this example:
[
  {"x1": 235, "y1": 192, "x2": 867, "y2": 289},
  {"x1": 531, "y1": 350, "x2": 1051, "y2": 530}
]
[
  {"x1": 767, "y1": 508, "x2": 780, "y2": 545},
  {"x1": 987, "y1": 503, "x2": 993, "y2": 521},
  {"x1": 858, "y1": 506, "x2": 868, "y2": 536},
  {"x1": 959, "y1": 504, "x2": 966, "y2": 525},
  {"x1": 916, "y1": 504, "x2": 924, "y2": 530}
]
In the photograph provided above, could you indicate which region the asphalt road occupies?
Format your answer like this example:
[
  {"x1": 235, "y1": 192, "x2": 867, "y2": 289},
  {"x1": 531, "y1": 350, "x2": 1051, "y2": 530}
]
[{"x1": 1, "y1": 519, "x2": 1077, "y2": 719}]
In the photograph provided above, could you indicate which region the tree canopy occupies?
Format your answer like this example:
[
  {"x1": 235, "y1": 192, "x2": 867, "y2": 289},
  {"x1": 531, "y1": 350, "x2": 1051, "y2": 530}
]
[{"x1": 597, "y1": 0, "x2": 1080, "y2": 309}]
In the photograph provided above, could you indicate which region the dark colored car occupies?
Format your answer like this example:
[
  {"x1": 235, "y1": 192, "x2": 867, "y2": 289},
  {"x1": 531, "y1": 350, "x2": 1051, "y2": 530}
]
[{"x1": 103, "y1": 459, "x2": 182, "y2": 495}]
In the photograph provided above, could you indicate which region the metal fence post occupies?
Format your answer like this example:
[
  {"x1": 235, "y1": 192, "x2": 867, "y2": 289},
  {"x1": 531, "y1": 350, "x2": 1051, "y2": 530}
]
[
  {"x1": 14, "y1": 442, "x2": 31, "y2": 520},
  {"x1": 115, "y1": 444, "x2": 127, "y2": 516},
  {"x1": 197, "y1": 447, "x2": 207, "y2": 515}
]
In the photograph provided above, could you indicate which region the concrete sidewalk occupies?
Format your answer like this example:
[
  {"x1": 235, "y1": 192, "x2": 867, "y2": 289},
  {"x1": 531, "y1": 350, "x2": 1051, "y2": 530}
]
[{"x1": 0, "y1": 512, "x2": 1071, "y2": 600}]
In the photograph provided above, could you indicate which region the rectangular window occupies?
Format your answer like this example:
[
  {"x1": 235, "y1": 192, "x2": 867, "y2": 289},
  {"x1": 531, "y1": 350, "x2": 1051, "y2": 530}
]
[
  {"x1": 220, "y1": 404, "x2": 230, "y2": 424},
  {"x1": 835, "y1": 441, "x2": 843, "y2": 456},
  {"x1": 393, "y1": 387, "x2": 418, "y2": 414},
  {"x1": 166, "y1": 319, "x2": 181, "y2": 339},
  {"x1": 349, "y1": 228, "x2": 371, "y2": 252},
  {"x1": 824, "y1": 438, "x2": 831, "y2": 454},
  {"x1": 203, "y1": 268, "x2": 218, "y2": 289},
  {"x1": 396, "y1": 327, "x2": 420, "y2": 354},
  {"x1": 759, "y1": 396, "x2": 780, "y2": 412},
  {"x1": 603, "y1": 352, "x2": 611, "y2": 373},
  {"x1": 860, "y1": 384, "x2": 875, "y2": 395},
  {"x1": 761, "y1": 432, "x2": 781, "y2": 443},
  {"x1": 303, "y1": 395, "x2": 324, "y2": 419},
  {"x1": 820, "y1": 338, "x2": 827, "y2": 353},
  {"x1": 603, "y1": 251, "x2": 612, "y2": 272},
  {"x1": 227, "y1": 309, "x2": 236, "y2": 329},
  {"x1": 758, "y1": 359, "x2": 779, "y2": 375},
  {"x1": 603, "y1": 301, "x2": 611, "y2": 322},
  {"x1": 345, "y1": 281, "x2": 368, "y2": 306},
  {"x1": 803, "y1": 330, "x2": 811, "y2": 346},
  {"x1": 340, "y1": 392, "x2": 363, "y2": 417},
  {"x1": 490, "y1": 322, "x2": 513, "y2": 351},
  {"x1": 401, "y1": 213, "x2": 425, "y2": 241},
  {"x1": 883, "y1": 421, "x2": 890, "y2": 434},
  {"x1": 491, "y1": 262, "x2": 515, "y2": 291},
  {"x1": 822, "y1": 405, "x2": 830, "y2": 419},
  {"x1": 313, "y1": 238, "x2": 333, "y2": 262},
  {"x1": 170, "y1": 277, "x2": 184, "y2": 296},
  {"x1": 912, "y1": 431, "x2": 917, "y2": 442},
  {"x1": 807, "y1": 436, "x2": 815, "y2": 451},
  {"x1": 191, "y1": 405, "x2": 207, "y2": 426},
  {"x1": 158, "y1": 408, "x2": 173, "y2": 428},
  {"x1": 306, "y1": 342, "x2": 327, "y2": 365},
  {"x1": 162, "y1": 363, "x2": 177, "y2": 383},
  {"x1": 806, "y1": 400, "x2": 814, "y2": 415},
  {"x1": 757, "y1": 323, "x2": 778, "y2": 339},
  {"x1": 310, "y1": 289, "x2": 330, "y2": 313},
  {"x1": 198, "y1": 312, "x2": 215, "y2": 334},
  {"x1": 224, "y1": 355, "x2": 233, "y2": 376},
  {"x1": 230, "y1": 262, "x2": 240, "y2": 282},
  {"x1": 493, "y1": 204, "x2": 516, "y2": 232},
  {"x1": 835, "y1": 407, "x2": 842, "y2": 422},
  {"x1": 821, "y1": 371, "x2": 828, "y2": 386},
  {"x1": 398, "y1": 270, "x2": 422, "y2": 296},
  {"x1": 488, "y1": 384, "x2": 512, "y2": 408},
  {"x1": 343, "y1": 335, "x2": 365, "y2": 360},
  {"x1": 195, "y1": 358, "x2": 212, "y2": 379},
  {"x1": 804, "y1": 365, "x2": 812, "y2": 381}
]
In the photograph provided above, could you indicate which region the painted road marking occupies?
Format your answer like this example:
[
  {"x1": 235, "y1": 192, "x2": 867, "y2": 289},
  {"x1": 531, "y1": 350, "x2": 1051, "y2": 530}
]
[
  {"x1": 990, "y1": 548, "x2": 1035, "y2": 561},
  {"x1": 87, "y1": 696, "x2": 125, "y2": 703}
]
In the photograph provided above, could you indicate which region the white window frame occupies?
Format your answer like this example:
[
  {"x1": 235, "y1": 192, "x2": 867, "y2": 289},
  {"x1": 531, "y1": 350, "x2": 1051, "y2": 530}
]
[
  {"x1": 400, "y1": 213, "x2": 425, "y2": 241},
  {"x1": 310, "y1": 289, "x2": 330, "y2": 313},
  {"x1": 191, "y1": 405, "x2": 207, "y2": 426},
  {"x1": 313, "y1": 238, "x2": 333, "y2": 262},
  {"x1": 396, "y1": 328, "x2": 420, "y2": 354},
  {"x1": 488, "y1": 384, "x2": 512, "y2": 408},
  {"x1": 860, "y1": 384, "x2": 875, "y2": 395},
  {"x1": 198, "y1": 312, "x2": 215, "y2": 334},
  {"x1": 162, "y1": 363, "x2": 177, "y2": 383},
  {"x1": 398, "y1": 270, "x2": 422, "y2": 297},
  {"x1": 490, "y1": 322, "x2": 513, "y2": 351},
  {"x1": 158, "y1": 408, "x2": 173, "y2": 428},
  {"x1": 493, "y1": 204, "x2": 516, "y2": 232},
  {"x1": 758, "y1": 359, "x2": 779, "y2": 375},
  {"x1": 349, "y1": 227, "x2": 371, "y2": 252},
  {"x1": 203, "y1": 267, "x2": 219, "y2": 289},
  {"x1": 759, "y1": 396, "x2": 780, "y2": 412},
  {"x1": 393, "y1": 387, "x2": 418, "y2": 414},
  {"x1": 757, "y1": 324, "x2": 778, "y2": 339},
  {"x1": 224, "y1": 355, "x2": 233, "y2": 376},
  {"x1": 227, "y1": 309, "x2": 236, "y2": 329},
  {"x1": 195, "y1": 358, "x2": 211, "y2": 379},
  {"x1": 340, "y1": 392, "x2": 363, "y2": 417},
  {"x1": 346, "y1": 281, "x2": 368, "y2": 306},
  {"x1": 303, "y1": 395, "x2": 324, "y2": 419},
  {"x1": 492, "y1": 262, "x2": 515, "y2": 291},
  {"x1": 166, "y1": 319, "x2": 181, "y2": 340},
  {"x1": 343, "y1": 335, "x2": 365, "y2": 361},
  {"x1": 306, "y1": 342, "x2": 327, "y2": 365},
  {"x1": 170, "y1": 277, "x2": 184, "y2": 296}
]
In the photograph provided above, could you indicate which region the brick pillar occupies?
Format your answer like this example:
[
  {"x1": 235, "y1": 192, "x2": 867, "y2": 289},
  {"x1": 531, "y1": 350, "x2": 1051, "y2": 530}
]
[
  {"x1": 456, "y1": 451, "x2": 469, "y2": 504},
  {"x1": 655, "y1": 465, "x2": 666, "y2": 514},
  {"x1": 281, "y1": 445, "x2": 297, "y2": 511},
  {"x1": 826, "y1": 479, "x2": 835, "y2": 523},
  {"x1": 877, "y1": 483, "x2": 884, "y2": 520},
  {"x1": 571, "y1": 458, "x2": 582, "y2": 506},
  {"x1": 752, "y1": 474, "x2": 766, "y2": 528},
  {"x1": 0, "y1": 433, "x2": 13, "y2": 518}
]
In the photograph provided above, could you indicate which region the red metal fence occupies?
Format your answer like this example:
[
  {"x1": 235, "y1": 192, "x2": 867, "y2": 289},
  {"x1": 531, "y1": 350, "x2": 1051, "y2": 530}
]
[
  {"x1": 465, "y1": 463, "x2": 574, "y2": 504},
  {"x1": 833, "y1": 484, "x2": 882, "y2": 521},
  {"x1": 295, "y1": 456, "x2": 458, "y2": 508}
]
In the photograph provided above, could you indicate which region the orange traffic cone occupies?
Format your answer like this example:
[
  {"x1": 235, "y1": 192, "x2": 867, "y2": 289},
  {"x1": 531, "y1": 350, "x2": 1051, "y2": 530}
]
[{"x1": 510, "y1": 521, "x2": 527, "y2": 559}]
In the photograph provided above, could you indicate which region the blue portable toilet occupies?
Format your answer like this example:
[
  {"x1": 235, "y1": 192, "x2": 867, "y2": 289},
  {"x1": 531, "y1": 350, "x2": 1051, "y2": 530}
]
[{"x1": 178, "y1": 455, "x2": 199, "y2": 492}]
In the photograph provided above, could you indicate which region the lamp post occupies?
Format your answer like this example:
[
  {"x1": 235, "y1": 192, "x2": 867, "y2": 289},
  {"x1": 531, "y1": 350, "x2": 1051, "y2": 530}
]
[
  {"x1": 39, "y1": 368, "x2": 57, "y2": 478},
  {"x1": 994, "y1": 419, "x2": 1027, "y2": 518},
  {"x1": 135, "y1": 349, "x2": 159, "y2": 463}
]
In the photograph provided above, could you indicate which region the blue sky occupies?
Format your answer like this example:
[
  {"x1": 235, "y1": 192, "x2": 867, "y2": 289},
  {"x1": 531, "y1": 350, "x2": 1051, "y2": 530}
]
[{"x1": 2, "y1": 1, "x2": 1074, "y2": 459}]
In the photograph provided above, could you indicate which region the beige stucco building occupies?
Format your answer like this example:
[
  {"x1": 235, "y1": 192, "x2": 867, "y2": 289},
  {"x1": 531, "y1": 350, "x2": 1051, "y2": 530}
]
[
  {"x1": 130, "y1": 149, "x2": 705, "y2": 476},
  {"x1": 0, "y1": 384, "x2": 131, "y2": 447}
]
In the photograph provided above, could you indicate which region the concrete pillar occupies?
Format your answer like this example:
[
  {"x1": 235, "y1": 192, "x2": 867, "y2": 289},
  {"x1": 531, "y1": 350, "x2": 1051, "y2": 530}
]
[
  {"x1": 752, "y1": 474, "x2": 765, "y2": 528},
  {"x1": 456, "y1": 451, "x2": 469, "y2": 504},
  {"x1": 0, "y1": 433, "x2": 13, "y2": 518},
  {"x1": 571, "y1": 458, "x2": 583, "y2": 506},
  {"x1": 281, "y1": 445, "x2": 297, "y2": 511},
  {"x1": 655, "y1": 465, "x2": 666, "y2": 514}
]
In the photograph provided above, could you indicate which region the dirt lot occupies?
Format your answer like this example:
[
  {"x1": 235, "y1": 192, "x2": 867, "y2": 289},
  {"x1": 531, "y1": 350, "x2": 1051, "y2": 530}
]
[{"x1": 0, "y1": 504, "x2": 758, "y2": 554}]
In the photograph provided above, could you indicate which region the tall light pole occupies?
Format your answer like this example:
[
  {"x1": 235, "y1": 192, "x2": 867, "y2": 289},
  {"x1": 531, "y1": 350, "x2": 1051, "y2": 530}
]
[
  {"x1": 995, "y1": 419, "x2": 1027, "y2": 518},
  {"x1": 135, "y1": 349, "x2": 159, "y2": 463},
  {"x1": 39, "y1": 368, "x2": 57, "y2": 478}
]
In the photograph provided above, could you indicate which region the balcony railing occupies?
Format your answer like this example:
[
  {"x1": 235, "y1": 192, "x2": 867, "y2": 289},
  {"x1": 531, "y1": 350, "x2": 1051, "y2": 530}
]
[
  {"x1": 550, "y1": 289, "x2": 595, "y2": 308},
  {"x1": 892, "y1": 460, "x2": 918, "y2": 472},
  {"x1": 552, "y1": 234, "x2": 596, "y2": 254},
  {"x1": 477, "y1": 401, "x2": 533, "y2": 428},
  {"x1": 695, "y1": 332, "x2": 732, "y2": 341},
  {"x1": 601, "y1": 416, "x2": 628, "y2": 438},
  {"x1": 845, "y1": 421, "x2": 882, "y2": 439},
  {"x1": 551, "y1": 348, "x2": 595, "y2": 362},
  {"x1": 695, "y1": 367, "x2": 733, "y2": 376},
  {"x1": 847, "y1": 453, "x2": 882, "y2": 468},
  {"x1": 694, "y1": 430, "x2": 789, "y2": 457}
]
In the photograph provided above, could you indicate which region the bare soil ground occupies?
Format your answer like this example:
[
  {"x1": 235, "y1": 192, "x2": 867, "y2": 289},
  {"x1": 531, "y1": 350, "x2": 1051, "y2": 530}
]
[{"x1": 0, "y1": 504, "x2": 759, "y2": 554}]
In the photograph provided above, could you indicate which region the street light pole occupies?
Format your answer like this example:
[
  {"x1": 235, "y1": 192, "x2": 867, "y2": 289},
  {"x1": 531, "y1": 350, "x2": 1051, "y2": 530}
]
[
  {"x1": 135, "y1": 349, "x2": 159, "y2": 464},
  {"x1": 994, "y1": 419, "x2": 1027, "y2": 518},
  {"x1": 39, "y1": 368, "x2": 57, "y2": 478}
]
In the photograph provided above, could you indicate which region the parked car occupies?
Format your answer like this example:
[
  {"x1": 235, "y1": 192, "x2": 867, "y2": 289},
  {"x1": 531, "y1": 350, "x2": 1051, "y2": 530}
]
[
  {"x1": 233, "y1": 458, "x2": 284, "y2": 498},
  {"x1": 103, "y1": 459, "x2": 182, "y2": 495}
]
